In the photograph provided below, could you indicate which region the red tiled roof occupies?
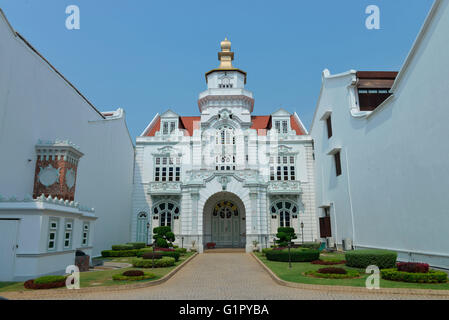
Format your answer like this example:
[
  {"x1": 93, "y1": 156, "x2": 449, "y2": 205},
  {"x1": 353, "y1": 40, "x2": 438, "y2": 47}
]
[
  {"x1": 145, "y1": 114, "x2": 305, "y2": 136},
  {"x1": 290, "y1": 115, "x2": 305, "y2": 135},
  {"x1": 179, "y1": 116, "x2": 201, "y2": 136}
]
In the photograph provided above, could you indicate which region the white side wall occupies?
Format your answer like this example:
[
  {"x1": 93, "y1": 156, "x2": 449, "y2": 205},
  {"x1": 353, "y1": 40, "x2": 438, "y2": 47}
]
[
  {"x1": 311, "y1": 0, "x2": 449, "y2": 267},
  {"x1": 0, "y1": 12, "x2": 134, "y2": 258}
]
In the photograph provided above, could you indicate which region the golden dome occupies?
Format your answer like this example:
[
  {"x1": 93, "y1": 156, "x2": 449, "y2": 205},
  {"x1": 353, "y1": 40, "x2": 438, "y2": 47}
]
[{"x1": 220, "y1": 37, "x2": 231, "y2": 52}]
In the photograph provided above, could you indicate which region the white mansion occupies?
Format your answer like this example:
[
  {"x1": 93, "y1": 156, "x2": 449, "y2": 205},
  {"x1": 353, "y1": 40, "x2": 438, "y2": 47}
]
[
  {"x1": 0, "y1": 0, "x2": 448, "y2": 281},
  {"x1": 131, "y1": 38, "x2": 317, "y2": 252}
]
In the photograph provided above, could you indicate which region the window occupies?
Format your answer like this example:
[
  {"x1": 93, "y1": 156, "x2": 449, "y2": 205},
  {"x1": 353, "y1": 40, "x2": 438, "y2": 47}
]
[
  {"x1": 334, "y1": 151, "x2": 342, "y2": 176},
  {"x1": 47, "y1": 218, "x2": 59, "y2": 251},
  {"x1": 154, "y1": 156, "x2": 181, "y2": 181},
  {"x1": 162, "y1": 121, "x2": 176, "y2": 135},
  {"x1": 358, "y1": 88, "x2": 392, "y2": 111},
  {"x1": 63, "y1": 220, "x2": 73, "y2": 249},
  {"x1": 275, "y1": 121, "x2": 281, "y2": 133},
  {"x1": 270, "y1": 155, "x2": 296, "y2": 181},
  {"x1": 81, "y1": 222, "x2": 89, "y2": 247},
  {"x1": 326, "y1": 116, "x2": 333, "y2": 139},
  {"x1": 215, "y1": 126, "x2": 236, "y2": 171},
  {"x1": 282, "y1": 120, "x2": 288, "y2": 134},
  {"x1": 152, "y1": 202, "x2": 180, "y2": 228},
  {"x1": 270, "y1": 200, "x2": 299, "y2": 228}
]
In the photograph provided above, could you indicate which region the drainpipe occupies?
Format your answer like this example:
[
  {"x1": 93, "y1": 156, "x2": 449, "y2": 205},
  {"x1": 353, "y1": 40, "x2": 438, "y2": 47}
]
[{"x1": 344, "y1": 148, "x2": 356, "y2": 247}]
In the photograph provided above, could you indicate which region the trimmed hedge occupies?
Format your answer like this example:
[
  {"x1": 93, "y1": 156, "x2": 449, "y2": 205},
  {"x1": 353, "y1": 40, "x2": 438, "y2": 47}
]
[
  {"x1": 397, "y1": 262, "x2": 429, "y2": 273},
  {"x1": 298, "y1": 242, "x2": 321, "y2": 250},
  {"x1": 142, "y1": 252, "x2": 163, "y2": 260},
  {"x1": 122, "y1": 270, "x2": 144, "y2": 277},
  {"x1": 305, "y1": 269, "x2": 360, "y2": 279},
  {"x1": 265, "y1": 249, "x2": 320, "y2": 262},
  {"x1": 111, "y1": 244, "x2": 134, "y2": 251},
  {"x1": 175, "y1": 248, "x2": 187, "y2": 254},
  {"x1": 317, "y1": 267, "x2": 347, "y2": 274},
  {"x1": 126, "y1": 242, "x2": 146, "y2": 249},
  {"x1": 136, "y1": 249, "x2": 180, "y2": 261},
  {"x1": 112, "y1": 271, "x2": 156, "y2": 281},
  {"x1": 345, "y1": 250, "x2": 397, "y2": 269},
  {"x1": 262, "y1": 248, "x2": 272, "y2": 256},
  {"x1": 132, "y1": 257, "x2": 176, "y2": 268},
  {"x1": 101, "y1": 249, "x2": 139, "y2": 257},
  {"x1": 381, "y1": 269, "x2": 448, "y2": 283}
]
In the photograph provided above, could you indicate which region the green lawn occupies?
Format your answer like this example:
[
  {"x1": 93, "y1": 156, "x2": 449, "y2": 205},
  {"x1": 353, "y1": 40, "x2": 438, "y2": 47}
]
[
  {"x1": 255, "y1": 252, "x2": 449, "y2": 291},
  {"x1": 0, "y1": 252, "x2": 194, "y2": 293}
]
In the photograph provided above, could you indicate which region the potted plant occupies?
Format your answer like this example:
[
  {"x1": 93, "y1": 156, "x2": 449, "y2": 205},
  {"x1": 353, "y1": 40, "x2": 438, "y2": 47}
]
[
  {"x1": 190, "y1": 240, "x2": 197, "y2": 252},
  {"x1": 252, "y1": 240, "x2": 259, "y2": 252},
  {"x1": 206, "y1": 242, "x2": 216, "y2": 249}
]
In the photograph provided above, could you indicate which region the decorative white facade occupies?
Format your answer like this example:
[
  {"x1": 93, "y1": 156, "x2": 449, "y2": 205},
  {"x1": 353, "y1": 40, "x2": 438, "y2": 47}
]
[
  {"x1": 131, "y1": 38, "x2": 317, "y2": 252},
  {"x1": 310, "y1": 0, "x2": 449, "y2": 268}
]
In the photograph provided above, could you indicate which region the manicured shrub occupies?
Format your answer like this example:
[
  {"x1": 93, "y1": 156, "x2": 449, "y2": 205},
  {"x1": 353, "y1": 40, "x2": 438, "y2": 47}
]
[
  {"x1": 299, "y1": 242, "x2": 321, "y2": 250},
  {"x1": 317, "y1": 267, "x2": 347, "y2": 274},
  {"x1": 175, "y1": 248, "x2": 187, "y2": 254},
  {"x1": 34, "y1": 275, "x2": 67, "y2": 285},
  {"x1": 345, "y1": 250, "x2": 397, "y2": 269},
  {"x1": 275, "y1": 227, "x2": 297, "y2": 247},
  {"x1": 24, "y1": 275, "x2": 68, "y2": 290},
  {"x1": 262, "y1": 248, "x2": 272, "y2": 256},
  {"x1": 111, "y1": 244, "x2": 134, "y2": 251},
  {"x1": 305, "y1": 269, "x2": 360, "y2": 279},
  {"x1": 126, "y1": 242, "x2": 146, "y2": 249},
  {"x1": 311, "y1": 259, "x2": 346, "y2": 265},
  {"x1": 136, "y1": 248, "x2": 153, "y2": 257},
  {"x1": 132, "y1": 257, "x2": 176, "y2": 268},
  {"x1": 101, "y1": 249, "x2": 139, "y2": 257},
  {"x1": 156, "y1": 247, "x2": 175, "y2": 252},
  {"x1": 397, "y1": 262, "x2": 429, "y2": 273},
  {"x1": 122, "y1": 270, "x2": 145, "y2": 277},
  {"x1": 381, "y1": 269, "x2": 447, "y2": 283},
  {"x1": 153, "y1": 226, "x2": 175, "y2": 248},
  {"x1": 142, "y1": 252, "x2": 163, "y2": 260},
  {"x1": 265, "y1": 248, "x2": 320, "y2": 262},
  {"x1": 158, "y1": 251, "x2": 180, "y2": 262},
  {"x1": 112, "y1": 271, "x2": 156, "y2": 281}
]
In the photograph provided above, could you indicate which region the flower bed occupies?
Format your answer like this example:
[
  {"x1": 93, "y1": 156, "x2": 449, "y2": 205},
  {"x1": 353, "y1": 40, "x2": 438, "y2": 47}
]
[
  {"x1": 137, "y1": 249, "x2": 180, "y2": 261},
  {"x1": 101, "y1": 249, "x2": 139, "y2": 257},
  {"x1": 311, "y1": 259, "x2": 346, "y2": 265},
  {"x1": 132, "y1": 256, "x2": 176, "y2": 268},
  {"x1": 24, "y1": 275, "x2": 68, "y2": 290},
  {"x1": 396, "y1": 262, "x2": 429, "y2": 273},
  {"x1": 265, "y1": 248, "x2": 320, "y2": 262},
  {"x1": 305, "y1": 268, "x2": 360, "y2": 279},
  {"x1": 381, "y1": 269, "x2": 448, "y2": 283},
  {"x1": 112, "y1": 270, "x2": 156, "y2": 281},
  {"x1": 345, "y1": 249, "x2": 397, "y2": 269}
]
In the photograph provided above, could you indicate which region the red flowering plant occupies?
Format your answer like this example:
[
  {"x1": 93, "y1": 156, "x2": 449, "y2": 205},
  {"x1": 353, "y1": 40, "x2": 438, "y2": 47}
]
[
  {"x1": 396, "y1": 262, "x2": 429, "y2": 273},
  {"x1": 206, "y1": 242, "x2": 216, "y2": 249}
]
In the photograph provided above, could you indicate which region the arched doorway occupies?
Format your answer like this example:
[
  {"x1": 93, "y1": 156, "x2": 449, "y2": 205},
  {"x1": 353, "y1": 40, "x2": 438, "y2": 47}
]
[{"x1": 203, "y1": 192, "x2": 246, "y2": 248}]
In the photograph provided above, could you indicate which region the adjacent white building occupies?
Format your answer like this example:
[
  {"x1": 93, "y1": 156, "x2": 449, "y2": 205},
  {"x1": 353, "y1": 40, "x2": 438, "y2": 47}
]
[
  {"x1": 0, "y1": 10, "x2": 134, "y2": 281},
  {"x1": 310, "y1": 0, "x2": 449, "y2": 268},
  {"x1": 131, "y1": 38, "x2": 317, "y2": 252}
]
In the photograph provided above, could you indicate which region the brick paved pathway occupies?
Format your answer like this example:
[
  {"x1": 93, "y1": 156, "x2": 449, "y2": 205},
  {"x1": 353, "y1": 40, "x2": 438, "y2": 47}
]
[{"x1": 3, "y1": 253, "x2": 448, "y2": 300}]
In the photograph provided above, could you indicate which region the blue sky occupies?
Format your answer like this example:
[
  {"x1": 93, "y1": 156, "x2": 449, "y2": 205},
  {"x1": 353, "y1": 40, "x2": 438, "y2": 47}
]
[{"x1": 1, "y1": 0, "x2": 433, "y2": 138}]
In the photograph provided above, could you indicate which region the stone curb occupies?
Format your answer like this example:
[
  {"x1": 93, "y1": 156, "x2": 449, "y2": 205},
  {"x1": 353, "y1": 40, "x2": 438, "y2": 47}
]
[
  {"x1": 2, "y1": 253, "x2": 199, "y2": 299},
  {"x1": 250, "y1": 253, "x2": 449, "y2": 298}
]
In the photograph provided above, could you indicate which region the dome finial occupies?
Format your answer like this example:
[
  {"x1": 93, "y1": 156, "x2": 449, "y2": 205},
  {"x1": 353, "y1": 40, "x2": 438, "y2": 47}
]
[{"x1": 218, "y1": 37, "x2": 233, "y2": 68}]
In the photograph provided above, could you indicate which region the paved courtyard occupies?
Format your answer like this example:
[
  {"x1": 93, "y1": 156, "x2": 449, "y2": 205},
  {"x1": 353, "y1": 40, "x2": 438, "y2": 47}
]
[{"x1": 3, "y1": 253, "x2": 448, "y2": 300}]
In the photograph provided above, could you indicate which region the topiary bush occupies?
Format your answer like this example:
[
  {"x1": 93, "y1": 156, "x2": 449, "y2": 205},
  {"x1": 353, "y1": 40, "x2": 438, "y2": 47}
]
[
  {"x1": 101, "y1": 249, "x2": 139, "y2": 257},
  {"x1": 111, "y1": 244, "x2": 134, "y2": 251},
  {"x1": 175, "y1": 248, "x2": 187, "y2": 255},
  {"x1": 153, "y1": 226, "x2": 175, "y2": 248},
  {"x1": 396, "y1": 262, "x2": 429, "y2": 273},
  {"x1": 265, "y1": 248, "x2": 320, "y2": 262},
  {"x1": 381, "y1": 269, "x2": 447, "y2": 283},
  {"x1": 132, "y1": 257, "x2": 176, "y2": 268},
  {"x1": 275, "y1": 227, "x2": 297, "y2": 247},
  {"x1": 345, "y1": 249, "x2": 397, "y2": 269}
]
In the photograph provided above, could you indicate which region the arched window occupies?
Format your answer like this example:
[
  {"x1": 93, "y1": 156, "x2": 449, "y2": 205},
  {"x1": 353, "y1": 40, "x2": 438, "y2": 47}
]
[
  {"x1": 152, "y1": 201, "x2": 180, "y2": 228},
  {"x1": 213, "y1": 201, "x2": 239, "y2": 219},
  {"x1": 270, "y1": 200, "x2": 299, "y2": 227},
  {"x1": 136, "y1": 212, "x2": 148, "y2": 243}
]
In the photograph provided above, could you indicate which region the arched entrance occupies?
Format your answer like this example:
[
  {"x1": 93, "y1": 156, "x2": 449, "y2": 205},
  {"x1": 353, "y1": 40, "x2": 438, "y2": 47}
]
[{"x1": 203, "y1": 192, "x2": 246, "y2": 248}]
